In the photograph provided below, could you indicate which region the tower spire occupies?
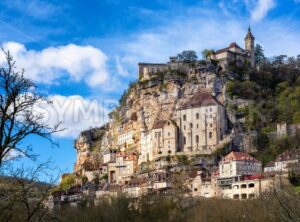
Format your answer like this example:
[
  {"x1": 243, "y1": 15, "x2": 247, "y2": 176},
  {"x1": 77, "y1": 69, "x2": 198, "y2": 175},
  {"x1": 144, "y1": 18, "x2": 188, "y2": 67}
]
[{"x1": 244, "y1": 26, "x2": 255, "y2": 68}]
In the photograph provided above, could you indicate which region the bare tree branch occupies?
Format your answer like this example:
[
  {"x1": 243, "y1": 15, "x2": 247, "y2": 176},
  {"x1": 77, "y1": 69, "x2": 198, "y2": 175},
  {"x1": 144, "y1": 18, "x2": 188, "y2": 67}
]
[{"x1": 0, "y1": 48, "x2": 64, "y2": 166}]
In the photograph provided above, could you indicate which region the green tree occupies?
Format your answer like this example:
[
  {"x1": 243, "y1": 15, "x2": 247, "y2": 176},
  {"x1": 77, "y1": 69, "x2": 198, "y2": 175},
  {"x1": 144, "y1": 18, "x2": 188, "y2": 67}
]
[
  {"x1": 292, "y1": 112, "x2": 300, "y2": 124},
  {"x1": 201, "y1": 49, "x2": 213, "y2": 60},
  {"x1": 254, "y1": 44, "x2": 266, "y2": 64},
  {"x1": 59, "y1": 174, "x2": 76, "y2": 191},
  {"x1": 177, "y1": 50, "x2": 197, "y2": 63}
]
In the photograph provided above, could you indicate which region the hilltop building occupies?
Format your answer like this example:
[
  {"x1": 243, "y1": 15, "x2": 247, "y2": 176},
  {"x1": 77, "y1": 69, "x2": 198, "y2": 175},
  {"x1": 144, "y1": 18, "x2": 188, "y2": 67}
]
[
  {"x1": 209, "y1": 27, "x2": 255, "y2": 69},
  {"x1": 138, "y1": 27, "x2": 255, "y2": 80}
]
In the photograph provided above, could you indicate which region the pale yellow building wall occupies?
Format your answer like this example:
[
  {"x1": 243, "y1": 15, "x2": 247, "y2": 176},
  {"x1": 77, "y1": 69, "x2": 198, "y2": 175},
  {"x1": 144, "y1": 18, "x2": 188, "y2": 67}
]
[{"x1": 176, "y1": 104, "x2": 226, "y2": 153}]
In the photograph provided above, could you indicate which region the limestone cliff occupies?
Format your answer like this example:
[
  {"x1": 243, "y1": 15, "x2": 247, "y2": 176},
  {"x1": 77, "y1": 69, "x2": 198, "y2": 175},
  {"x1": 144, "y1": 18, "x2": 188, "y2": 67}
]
[{"x1": 74, "y1": 62, "x2": 225, "y2": 174}]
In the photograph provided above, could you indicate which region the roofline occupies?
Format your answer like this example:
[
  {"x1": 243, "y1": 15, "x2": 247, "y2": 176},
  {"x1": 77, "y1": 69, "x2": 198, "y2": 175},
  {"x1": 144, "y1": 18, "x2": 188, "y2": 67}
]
[{"x1": 138, "y1": 63, "x2": 167, "y2": 66}]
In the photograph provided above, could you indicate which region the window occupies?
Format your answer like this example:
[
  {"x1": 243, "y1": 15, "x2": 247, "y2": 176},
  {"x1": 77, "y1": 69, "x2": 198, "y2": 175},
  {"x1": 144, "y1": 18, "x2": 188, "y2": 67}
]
[
  {"x1": 210, "y1": 108, "x2": 212, "y2": 112},
  {"x1": 249, "y1": 183, "x2": 255, "y2": 188},
  {"x1": 210, "y1": 123, "x2": 213, "y2": 127},
  {"x1": 194, "y1": 188, "x2": 198, "y2": 192},
  {"x1": 190, "y1": 123, "x2": 193, "y2": 129},
  {"x1": 209, "y1": 132, "x2": 212, "y2": 138},
  {"x1": 183, "y1": 115, "x2": 186, "y2": 121},
  {"x1": 196, "y1": 135, "x2": 199, "y2": 143},
  {"x1": 168, "y1": 132, "x2": 170, "y2": 136},
  {"x1": 241, "y1": 194, "x2": 247, "y2": 199},
  {"x1": 248, "y1": 194, "x2": 255, "y2": 199},
  {"x1": 241, "y1": 184, "x2": 247, "y2": 189},
  {"x1": 183, "y1": 137, "x2": 186, "y2": 145},
  {"x1": 184, "y1": 125, "x2": 186, "y2": 130},
  {"x1": 233, "y1": 194, "x2": 239, "y2": 199},
  {"x1": 196, "y1": 113, "x2": 199, "y2": 119},
  {"x1": 197, "y1": 124, "x2": 199, "y2": 129}
]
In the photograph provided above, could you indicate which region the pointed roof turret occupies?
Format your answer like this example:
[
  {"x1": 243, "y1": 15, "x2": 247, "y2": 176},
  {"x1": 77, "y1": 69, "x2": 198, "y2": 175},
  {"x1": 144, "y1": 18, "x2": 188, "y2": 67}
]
[{"x1": 245, "y1": 26, "x2": 255, "y2": 40}]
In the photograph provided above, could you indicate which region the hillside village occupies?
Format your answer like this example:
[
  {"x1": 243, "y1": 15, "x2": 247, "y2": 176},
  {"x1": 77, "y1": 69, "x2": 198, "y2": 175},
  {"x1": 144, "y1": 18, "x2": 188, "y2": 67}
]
[{"x1": 48, "y1": 27, "x2": 300, "y2": 208}]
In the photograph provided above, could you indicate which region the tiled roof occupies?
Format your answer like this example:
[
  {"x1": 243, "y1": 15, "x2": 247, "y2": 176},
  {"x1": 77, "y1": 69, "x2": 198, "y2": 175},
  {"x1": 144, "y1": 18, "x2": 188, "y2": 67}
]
[
  {"x1": 152, "y1": 119, "x2": 176, "y2": 129},
  {"x1": 178, "y1": 91, "x2": 220, "y2": 110},
  {"x1": 214, "y1": 42, "x2": 244, "y2": 55},
  {"x1": 152, "y1": 120, "x2": 168, "y2": 129},
  {"x1": 224, "y1": 151, "x2": 260, "y2": 163},
  {"x1": 276, "y1": 149, "x2": 300, "y2": 162},
  {"x1": 265, "y1": 161, "x2": 275, "y2": 168}
]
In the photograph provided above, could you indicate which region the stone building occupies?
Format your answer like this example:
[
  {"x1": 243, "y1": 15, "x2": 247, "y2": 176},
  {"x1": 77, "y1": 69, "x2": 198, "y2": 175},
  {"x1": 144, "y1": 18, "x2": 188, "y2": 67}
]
[
  {"x1": 175, "y1": 91, "x2": 227, "y2": 154},
  {"x1": 138, "y1": 56, "x2": 183, "y2": 80},
  {"x1": 277, "y1": 123, "x2": 300, "y2": 137},
  {"x1": 217, "y1": 151, "x2": 262, "y2": 189},
  {"x1": 219, "y1": 151, "x2": 262, "y2": 179},
  {"x1": 117, "y1": 131, "x2": 134, "y2": 146},
  {"x1": 139, "y1": 119, "x2": 178, "y2": 164},
  {"x1": 138, "y1": 63, "x2": 168, "y2": 80},
  {"x1": 115, "y1": 152, "x2": 138, "y2": 184},
  {"x1": 276, "y1": 149, "x2": 300, "y2": 172},
  {"x1": 151, "y1": 119, "x2": 178, "y2": 157},
  {"x1": 139, "y1": 129, "x2": 153, "y2": 164},
  {"x1": 209, "y1": 27, "x2": 255, "y2": 69}
]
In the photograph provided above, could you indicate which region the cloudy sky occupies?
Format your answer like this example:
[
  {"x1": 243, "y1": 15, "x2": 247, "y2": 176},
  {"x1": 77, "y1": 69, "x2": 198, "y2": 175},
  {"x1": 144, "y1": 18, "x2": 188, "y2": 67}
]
[{"x1": 1, "y1": 0, "x2": 300, "y2": 177}]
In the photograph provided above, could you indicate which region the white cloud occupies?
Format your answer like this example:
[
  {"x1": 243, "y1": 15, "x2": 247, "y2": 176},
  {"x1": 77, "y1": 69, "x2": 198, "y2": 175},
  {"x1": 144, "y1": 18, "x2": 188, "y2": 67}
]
[
  {"x1": 33, "y1": 95, "x2": 117, "y2": 138},
  {"x1": 116, "y1": 56, "x2": 130, "y2": 77},
  {"x1": 119, "y1": 16, "x2": 247, "y2": 69},
  {"x1": 113, "y1": 3, "x2": 300, "y2": 73},
  {"x1": 0, "y1": 42, "x2": 109, "y2": 88},
  {"x1": 251, "y1": 0, "x2": 276, "y2": 22},
  {"x1": 2, "y1": 0, "x2": 59, "y2": 20}
]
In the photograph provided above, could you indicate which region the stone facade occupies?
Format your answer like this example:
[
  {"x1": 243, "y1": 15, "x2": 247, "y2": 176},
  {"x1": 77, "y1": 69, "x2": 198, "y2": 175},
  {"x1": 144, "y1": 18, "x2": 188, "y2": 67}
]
[
  {"x1": 209, "y1": 27, "x2": 255, "y2": 69},
  {"x1": 139, "y1": 119, "x2": 178, "y2": 164},
  {"x1": 138, "y1": 57, "x2": 183, "y2": 80},
  {"x1": 138, "y1": 63, "x2": 168, "y2": 80},
  {"x1": 118, "y1": 131, "x2": 134, "y2": 146},
  {"x1": 277, "y1": 123, "x2": 300, "y2": 137},
  {"x1": 115, "y1": 153, "x2": 137, "y2": 184},
  {"x1": 219, "y1": 151, "x2": 262, "y2": 179},
  {"x1": 176, "y1": 91, "x2": 227, "y2": 154}
]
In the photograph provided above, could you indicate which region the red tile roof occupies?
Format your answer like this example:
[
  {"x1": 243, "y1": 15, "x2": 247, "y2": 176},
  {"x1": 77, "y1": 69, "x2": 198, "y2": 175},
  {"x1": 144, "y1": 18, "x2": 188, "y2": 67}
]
[{"x1": 224, "y1": 151, "x2": 260, "y2": 163}]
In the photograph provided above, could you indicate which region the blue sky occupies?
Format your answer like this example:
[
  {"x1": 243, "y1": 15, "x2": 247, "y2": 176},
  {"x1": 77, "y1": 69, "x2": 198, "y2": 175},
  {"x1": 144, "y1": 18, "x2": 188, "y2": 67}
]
[{"x1": 1, "y1": 0, "x2": 300, "y2": 180}]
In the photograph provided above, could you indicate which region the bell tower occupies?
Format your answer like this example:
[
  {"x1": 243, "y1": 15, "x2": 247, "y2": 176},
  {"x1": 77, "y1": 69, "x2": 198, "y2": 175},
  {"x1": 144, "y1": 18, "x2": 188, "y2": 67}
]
[{"x1": 244, "y1": 26, "x2": 255, "y2": 67}]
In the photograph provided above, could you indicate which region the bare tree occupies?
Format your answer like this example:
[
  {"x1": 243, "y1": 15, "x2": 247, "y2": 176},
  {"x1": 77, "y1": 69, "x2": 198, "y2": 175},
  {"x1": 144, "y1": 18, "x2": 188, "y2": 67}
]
[
  {"x1": 0, "y1": 162, "x2": 58, "y2": 222},
  {"x1": 0, "y1": 49, "x2": 62, "y2": 166}
]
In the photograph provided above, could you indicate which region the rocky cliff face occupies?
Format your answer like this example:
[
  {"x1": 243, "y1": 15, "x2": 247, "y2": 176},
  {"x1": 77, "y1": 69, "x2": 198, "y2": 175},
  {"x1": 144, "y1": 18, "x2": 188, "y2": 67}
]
[{"x1": 74, "y1": 63, "x2": 225, "y2": 173}]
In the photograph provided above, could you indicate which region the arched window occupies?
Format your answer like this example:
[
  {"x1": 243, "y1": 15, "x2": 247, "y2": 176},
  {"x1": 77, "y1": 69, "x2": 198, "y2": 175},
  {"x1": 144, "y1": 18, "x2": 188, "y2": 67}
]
[
  {"x1": 196, "y1": 113, "x2": 199, "y2": 119},
  {"x1": 183, "y1": 115, "x2": 186, "y2": 121},
  {"x1": 196, "y1": 135, "x2": 199, "y2": 143},
  {"x1": 209, "y1": 132, "x2": 212, "y2": 138},
  {"x1": 183, "y1": 137, "x2": 186, "y2": 145}
]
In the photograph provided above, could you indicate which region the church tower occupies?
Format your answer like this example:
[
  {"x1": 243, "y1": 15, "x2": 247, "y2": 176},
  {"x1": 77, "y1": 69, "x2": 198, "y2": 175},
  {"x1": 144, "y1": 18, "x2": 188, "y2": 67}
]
[{"x1": 244, "y1": 26, "x2": 255, "y2": 67}]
